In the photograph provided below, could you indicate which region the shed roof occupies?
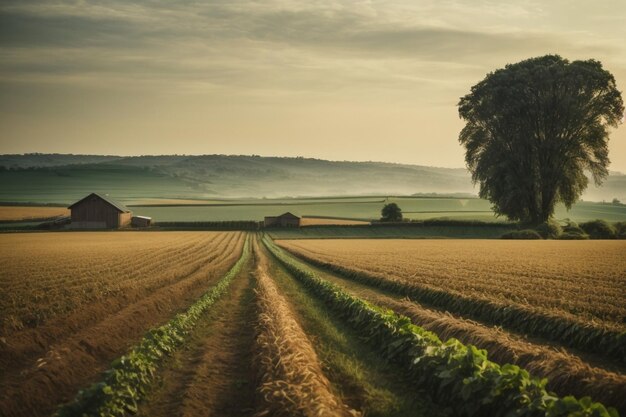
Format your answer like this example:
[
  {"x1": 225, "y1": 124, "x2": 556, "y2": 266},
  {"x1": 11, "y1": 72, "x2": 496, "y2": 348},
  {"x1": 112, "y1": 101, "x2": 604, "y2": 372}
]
[
  {"x1": 277, "y1": 212, "x2": 300, "y2": 219},
  {"x1": 68, "y1": 193, "x2": 131, "y2": 213}
]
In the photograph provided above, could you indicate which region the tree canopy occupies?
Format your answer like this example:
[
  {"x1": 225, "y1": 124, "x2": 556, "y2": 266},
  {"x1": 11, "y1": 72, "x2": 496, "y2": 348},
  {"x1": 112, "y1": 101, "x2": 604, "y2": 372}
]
[
  {"x1": 381, "y1": 202, "x2": 403, "y2": 222},
  {"x1": 458, "y1": 55, "x2": 624, "y2": 224}
]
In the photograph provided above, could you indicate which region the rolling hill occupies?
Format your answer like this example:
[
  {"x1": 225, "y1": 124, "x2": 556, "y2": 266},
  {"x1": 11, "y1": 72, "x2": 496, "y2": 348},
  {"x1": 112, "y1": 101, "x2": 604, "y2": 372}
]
[{"x1": 0, "y1": 153, "x2": 623, "y2": 203}]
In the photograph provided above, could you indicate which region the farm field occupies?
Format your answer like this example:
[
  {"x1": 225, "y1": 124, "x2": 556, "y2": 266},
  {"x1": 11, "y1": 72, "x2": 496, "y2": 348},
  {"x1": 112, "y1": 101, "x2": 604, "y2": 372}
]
[
  {"x1": 276, "y1": 239, "x2": 626, "y2": 407},
  {"x1": 3, "y1": 194, "x2": 625, "y2": 225},
  {"x1": 0, "y1": 231, "x2": 246, "y2": 417},
  {"x1": 127, "y1": 196, "x2": 626, "y2": 223},
  {"x1": 0, "y1": 206, "x2": 69, "y2": 222},
  {"x1": 276, "y1": 240, "x2": 626, "y2": 329},
  {"x1": 0, "y1": 233, "x2": 623, "y2": 417}
]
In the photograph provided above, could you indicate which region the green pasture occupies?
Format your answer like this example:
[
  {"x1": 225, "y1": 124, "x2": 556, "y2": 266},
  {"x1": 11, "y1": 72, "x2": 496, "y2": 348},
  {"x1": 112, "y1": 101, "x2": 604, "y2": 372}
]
[
  {"x1": 130, "y1": 198, "x2": 626, "y2": 223},
  {"x1": 0, "y1": 165, "x2": 624, "y2": 223}
]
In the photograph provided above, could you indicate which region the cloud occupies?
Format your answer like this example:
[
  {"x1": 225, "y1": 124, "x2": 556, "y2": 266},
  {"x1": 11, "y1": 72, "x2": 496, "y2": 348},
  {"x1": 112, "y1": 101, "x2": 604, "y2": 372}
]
[{"x1": 1, "y1": 0, "x2": 619, "y2": 96}]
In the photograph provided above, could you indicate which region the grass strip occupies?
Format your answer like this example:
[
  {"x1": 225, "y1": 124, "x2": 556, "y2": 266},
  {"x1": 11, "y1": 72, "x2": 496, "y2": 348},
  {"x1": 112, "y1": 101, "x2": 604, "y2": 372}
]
[
  {"x1": 279, "y1": 244, "x2": 626, "y2": 364},
  {"x1": 263, "y1": 236, "x2": 618, "y2": 417},
  {"x1": 55, "y1": 236, "x2": 250, "y2": 417}
]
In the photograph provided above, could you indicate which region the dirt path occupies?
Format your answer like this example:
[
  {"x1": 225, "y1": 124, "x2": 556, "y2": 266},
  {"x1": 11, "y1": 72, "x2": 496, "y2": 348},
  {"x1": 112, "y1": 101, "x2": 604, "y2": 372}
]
[{"x1": 136, "y1": 257, "x2": 257, "y2": 417}]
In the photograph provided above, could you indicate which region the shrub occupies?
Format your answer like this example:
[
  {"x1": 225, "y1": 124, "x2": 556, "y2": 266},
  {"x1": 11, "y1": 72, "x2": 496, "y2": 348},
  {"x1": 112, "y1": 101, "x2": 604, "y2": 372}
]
[
  {"x1": 614, "y1": 222, "x2": 626, "y2": 239},
  {"x1": 534, "y1": 219, "x2": 562, "y2": 239},
  {"x1": 559, "y1": 221, "x2": 588, "y2": 239},
  {"x1": 580, "y1": 220, "x2": 617, "y2": 239},
  {"x1": 558, "y1": 232, "x2": 589, "y2": 240},
  {"x1": 563, "y1": 224, "x2": 585, "y2": 234},
  {"x1": 501, "y1": 229, "x2": 542, "y2": 240}
]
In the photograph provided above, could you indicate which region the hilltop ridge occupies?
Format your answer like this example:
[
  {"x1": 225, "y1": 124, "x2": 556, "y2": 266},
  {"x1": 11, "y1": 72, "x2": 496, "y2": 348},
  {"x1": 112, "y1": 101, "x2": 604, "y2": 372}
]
[{"x1": 0, "y1": 153, "x2": 623, "y2": 202}]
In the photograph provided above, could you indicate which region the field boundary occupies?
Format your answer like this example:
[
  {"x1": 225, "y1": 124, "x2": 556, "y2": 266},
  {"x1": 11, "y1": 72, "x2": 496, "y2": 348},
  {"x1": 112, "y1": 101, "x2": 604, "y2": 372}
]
[
  {"x1": 262, "y1": 236, "x2": 617, "y2": 417},
  {"x1": 55, "y1": 236, "x2": 251, "y2": 417}
]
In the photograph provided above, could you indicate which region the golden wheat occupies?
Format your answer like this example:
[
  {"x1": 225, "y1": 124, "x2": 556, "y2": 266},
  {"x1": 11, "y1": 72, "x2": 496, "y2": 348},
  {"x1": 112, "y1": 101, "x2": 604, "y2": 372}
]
[
  {"x1": 253, "y1": 239, "x2": 358, "y2": 417},
  {"x1": 0, "y1": 232, "x2": 243, "y2": 333},
  {"x1": 0, "y1": 206, "x2": 69, "y2": 221},
  {"x1": 277, "y1": 239, "x2": 626, "y2": 330}
]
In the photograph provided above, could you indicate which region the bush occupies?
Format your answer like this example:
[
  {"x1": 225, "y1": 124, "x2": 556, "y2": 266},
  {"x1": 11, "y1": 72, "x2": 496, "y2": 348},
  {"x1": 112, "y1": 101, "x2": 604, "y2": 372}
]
[
  {"x1": 501, "y1": 229, "x2": 542, "y2": 240},
  {"x1": 563, "y1": 224, "x2": 585, "y2": 234},
  {"x1": 614, "y1": 222, "x2": 626, "y2": 239},
  {"x1": 558, "y1": 232, "x2": 589, "y2": 240},
  {"x1": 559, "y1": 220, "x2": 588, "y2": 239},
  {"x1": 580, "y1": 220, "x2": 617, "y2": 239},
  {"x1": 535, "y1": 219, "x2": 562, "y2": 239}
]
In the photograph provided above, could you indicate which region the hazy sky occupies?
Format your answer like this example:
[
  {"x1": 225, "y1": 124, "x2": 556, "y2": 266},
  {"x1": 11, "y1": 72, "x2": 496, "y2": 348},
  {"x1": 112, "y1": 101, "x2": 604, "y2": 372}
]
[{"x1": 1, "y1": 0, "x2": 625, "y2": 171}]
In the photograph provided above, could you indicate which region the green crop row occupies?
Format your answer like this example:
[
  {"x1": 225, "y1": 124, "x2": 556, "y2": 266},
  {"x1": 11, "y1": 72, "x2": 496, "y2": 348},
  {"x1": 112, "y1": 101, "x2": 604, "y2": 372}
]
[
  {"x1": 263, "y1": 236, "x2": 618, "y2": 417},
  {"x1": 55, "y1": 236, "x2": 251, "y2": 417},
  {"x1": 281, "y1": 247, "x2": 625, "y2": 365}
]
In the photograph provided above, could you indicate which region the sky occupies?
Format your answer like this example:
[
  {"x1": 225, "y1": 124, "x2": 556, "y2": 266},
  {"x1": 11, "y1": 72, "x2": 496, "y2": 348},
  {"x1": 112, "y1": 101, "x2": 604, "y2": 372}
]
[{"x1": 1, "y1": 0, "x2": 625, "y2": 171}]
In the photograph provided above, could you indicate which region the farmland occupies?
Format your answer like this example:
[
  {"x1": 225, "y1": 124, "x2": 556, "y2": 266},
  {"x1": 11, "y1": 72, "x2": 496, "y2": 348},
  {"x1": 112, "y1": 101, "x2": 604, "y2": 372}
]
[
  {"x1": 276, "y1": 239, "x2": 626, "y2": 409},
  {"x1": 123, "y1": 196, "x2": 626, "y2": 223},
  {"x1": 0, "y1": 232, "x2": 245, "y2": 417},
  {"x1": 0, "y1": 206, "x2": 69, "y2": 222},
  {"x1": 0, "y1": 232, "x2": 624, "y2": 417},
  {"x1": 276, "y1": 240, "x2": 626, "y2": 328}
]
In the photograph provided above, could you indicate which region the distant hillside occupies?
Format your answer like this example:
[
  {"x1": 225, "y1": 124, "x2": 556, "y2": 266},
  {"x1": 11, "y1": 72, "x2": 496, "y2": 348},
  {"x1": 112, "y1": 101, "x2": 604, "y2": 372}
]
[
  {"x1": 0, "y1": 153, "x2": 122, "y2": 168},
  {"x1": 0, "y1": 154, "x2": 623, "y2": 202}
]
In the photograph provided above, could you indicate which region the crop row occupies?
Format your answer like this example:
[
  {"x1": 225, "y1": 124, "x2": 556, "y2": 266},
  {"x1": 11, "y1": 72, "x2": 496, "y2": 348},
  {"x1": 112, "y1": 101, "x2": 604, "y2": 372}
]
[
  {"x1": 262, "y1": 236, "x2": 618, "y2": 417},
  {"x1": 280, "y1": 245, "x2": 625, "y2": 365},
  {"x1": 253, "y1": 239, "x2": 356, "y2": 417},
  {"x1": 55, "y1": 236, "x2": 250, "y2": 417},
  {"x1": 1, "y1": 232, "x2": 237, "y2": 333},
  {"x1": 276, "y1": 240, "x2": 626, "y2": 326}
]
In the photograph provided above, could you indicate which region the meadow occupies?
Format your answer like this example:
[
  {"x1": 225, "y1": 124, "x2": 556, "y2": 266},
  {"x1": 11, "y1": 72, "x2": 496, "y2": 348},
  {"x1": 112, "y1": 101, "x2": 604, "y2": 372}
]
[
  {"x1": 128, "y1": 196, "x2": 626, "y2": 223},
  {"x1": 0, "y1": 232, "x2": 623, "y2": 417}
]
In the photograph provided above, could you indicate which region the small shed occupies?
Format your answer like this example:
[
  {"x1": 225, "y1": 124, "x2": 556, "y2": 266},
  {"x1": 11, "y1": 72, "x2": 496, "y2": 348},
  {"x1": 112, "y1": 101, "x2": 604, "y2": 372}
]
[
  {"x1": 68, "y1": 193, "x2": 132, "y2": 229},
  {"x1": 131, "y1": 215, "x2": 152, "y2": 228},
  {"x1": 264, "y1": 212, "x2": 301, "y2": 227}
]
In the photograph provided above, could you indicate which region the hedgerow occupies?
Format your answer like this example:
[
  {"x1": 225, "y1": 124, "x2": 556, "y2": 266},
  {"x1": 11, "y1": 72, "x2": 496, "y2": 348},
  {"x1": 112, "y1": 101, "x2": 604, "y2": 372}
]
[{"x1": 262, "y1": 236, "x2": 617, "y2": 417}]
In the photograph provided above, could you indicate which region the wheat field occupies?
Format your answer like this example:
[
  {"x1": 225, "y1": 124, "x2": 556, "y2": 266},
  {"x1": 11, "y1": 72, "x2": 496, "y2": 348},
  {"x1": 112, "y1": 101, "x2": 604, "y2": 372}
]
[{"x1": 277, "y1": 239, "x2": 626, "y2": 329}]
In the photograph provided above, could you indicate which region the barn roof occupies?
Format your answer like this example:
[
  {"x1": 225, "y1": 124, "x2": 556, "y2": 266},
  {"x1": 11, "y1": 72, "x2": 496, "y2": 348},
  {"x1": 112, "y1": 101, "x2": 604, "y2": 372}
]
[
  {"x1": 277, "y1": 212, "x2": 300, "y2": 219},
  {"x1": 68, "y1": 193, "x2": 131, "y2": 213}
]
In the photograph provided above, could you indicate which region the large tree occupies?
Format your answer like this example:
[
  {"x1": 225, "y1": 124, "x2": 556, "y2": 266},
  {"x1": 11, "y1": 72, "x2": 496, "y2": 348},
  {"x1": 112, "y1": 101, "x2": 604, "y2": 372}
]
[{"x1": 458, "y1": 55, "x2": 623, "y2": 224}]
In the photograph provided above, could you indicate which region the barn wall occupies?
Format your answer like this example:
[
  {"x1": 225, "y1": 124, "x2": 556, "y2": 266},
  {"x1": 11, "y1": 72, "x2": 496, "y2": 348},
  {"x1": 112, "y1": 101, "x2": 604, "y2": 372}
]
[
  {"x1": 119, "y1": 212, "x2": 132, "y2": 227},
  {"x1": 279, "y1": 218, "x2": 300, "y2": 227},
  {"x1": 71, "y1": 197, "x2": 124, "y2": 228},
  {"x1": 264, "y1": 217, "x2": 278, "y2": 227}
]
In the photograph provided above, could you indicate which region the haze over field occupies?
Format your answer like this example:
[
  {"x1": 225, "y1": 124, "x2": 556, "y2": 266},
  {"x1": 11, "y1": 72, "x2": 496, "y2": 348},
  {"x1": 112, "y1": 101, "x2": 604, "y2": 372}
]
[
  {"x1": 1, "y1": 1, "x2": 625, "y2": 172},
  {"x1": 1, "y1": 154, "x2": 624, "y2": 202}
]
